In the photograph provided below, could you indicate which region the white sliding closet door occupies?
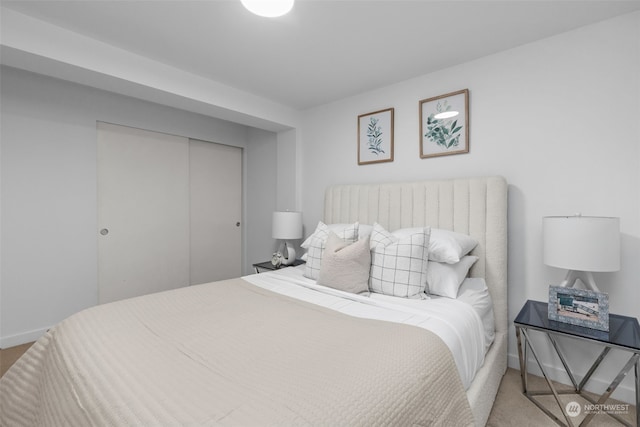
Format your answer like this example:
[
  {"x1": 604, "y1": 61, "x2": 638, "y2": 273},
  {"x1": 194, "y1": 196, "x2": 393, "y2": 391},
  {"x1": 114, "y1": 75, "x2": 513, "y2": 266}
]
[
  {"x1": 190, "y1": 140, "x2": 242, "y2": 285},
  {"x1": 98, "y1": 122, "x2": 190, "y2": 304}
]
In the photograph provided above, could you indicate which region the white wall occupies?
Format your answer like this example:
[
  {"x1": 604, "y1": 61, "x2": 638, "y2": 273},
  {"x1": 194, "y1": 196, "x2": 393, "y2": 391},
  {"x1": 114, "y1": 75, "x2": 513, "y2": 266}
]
[
  {"x1": 276, "y1": 129, "x2": 299, "y2": 212},
  {"x1": 2, "y1": 5, "x2": 638, "y2": 404},
  {"x1": 244, "y1": 128, "x2": 303, "y2": 265},
  {"x1": 1, "y1": 7, "x2": 300, "y2": 132},
  {"x1": 0, "y1": 66, "x2": 279, "y2": 347},
  {"x1": 299, "y1": 12, "x2": 640, "y2": 402},
  {"x1": 246, "y1": 128, "x2": 279, "y2": 266}
]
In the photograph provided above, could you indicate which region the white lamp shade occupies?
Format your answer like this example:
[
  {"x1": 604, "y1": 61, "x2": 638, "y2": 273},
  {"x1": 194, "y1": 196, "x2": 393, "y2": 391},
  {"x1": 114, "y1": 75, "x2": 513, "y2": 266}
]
[
  {"x1": 543, "y1": 216, "x2": 620, "y2": 272},
  {"x1": 272, "y1": 211, "x2": 302, "y2": 240}
]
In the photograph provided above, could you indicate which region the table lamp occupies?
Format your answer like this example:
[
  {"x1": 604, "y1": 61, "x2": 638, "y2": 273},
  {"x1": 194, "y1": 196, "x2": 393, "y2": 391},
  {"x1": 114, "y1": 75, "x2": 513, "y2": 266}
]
[
  {"x1": 543, "y1": 215, "x2": 620, "y2": 291},
  {"x1": 272, "y1": 211, "x2": 302, "y2": 265}
]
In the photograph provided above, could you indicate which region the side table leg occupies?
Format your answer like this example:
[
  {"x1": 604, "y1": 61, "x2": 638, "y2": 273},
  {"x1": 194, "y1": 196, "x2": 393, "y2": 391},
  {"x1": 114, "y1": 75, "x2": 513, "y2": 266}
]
[
  {"x1": 578, "y1": 346, "x2": 611, "y2": 393},
  {"x1": 516, "y1": 326, "x2": 528, "y2": 393},
  {"x1": 581, "y1": 353, "x2": 639, "y2": 426},
  {"x1": 635, "y1": 360, "x2": 640, "y2": 427},
  {"x1": 521, "y1": 329, "x2": 574, "y2": 427},
  {"x1": 548, "y1": 334, "x2": 578, "y2": 391}
]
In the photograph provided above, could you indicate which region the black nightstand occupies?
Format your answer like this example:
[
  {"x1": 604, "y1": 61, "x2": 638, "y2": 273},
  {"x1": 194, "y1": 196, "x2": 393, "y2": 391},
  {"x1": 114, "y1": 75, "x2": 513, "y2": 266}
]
[
  {"x1": 514, "y1": 300, "x2": 640, "y2": 426},
  {"x1": 252, "y1": 259, "x2": 305, "y2": 274}
]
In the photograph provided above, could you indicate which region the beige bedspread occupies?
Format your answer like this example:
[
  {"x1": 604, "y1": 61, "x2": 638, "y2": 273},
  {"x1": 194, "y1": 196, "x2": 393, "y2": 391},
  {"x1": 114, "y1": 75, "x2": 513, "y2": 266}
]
[{"x1": 0, "y1": 278, "x2": 473, "y2": 426}]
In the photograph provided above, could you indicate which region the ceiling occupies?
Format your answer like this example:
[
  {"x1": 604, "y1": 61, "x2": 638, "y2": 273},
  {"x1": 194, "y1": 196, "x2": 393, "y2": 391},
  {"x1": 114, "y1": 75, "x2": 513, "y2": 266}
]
[{"x1": 3, "y1": 0, "x2": 640, "y2": 110}]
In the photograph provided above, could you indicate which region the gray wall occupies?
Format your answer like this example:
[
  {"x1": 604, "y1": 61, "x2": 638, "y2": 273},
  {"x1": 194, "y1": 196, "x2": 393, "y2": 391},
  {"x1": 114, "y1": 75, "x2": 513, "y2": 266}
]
[
  {"x1": 0, "y1": 66, "x2": 278, "y2": 346},
  {"x1": 245, "y1": 128, "x2": 279, "y2": 267}
]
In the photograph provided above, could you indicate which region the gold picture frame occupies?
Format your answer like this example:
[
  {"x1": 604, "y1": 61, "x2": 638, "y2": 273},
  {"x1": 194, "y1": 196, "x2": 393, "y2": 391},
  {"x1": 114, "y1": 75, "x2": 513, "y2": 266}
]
[
  {"x1": 419, "y1": 89, "x2": 469, "y2": 158},
  {"x1": 357, "y1": 108, "x2": 394, "y2": 165}
]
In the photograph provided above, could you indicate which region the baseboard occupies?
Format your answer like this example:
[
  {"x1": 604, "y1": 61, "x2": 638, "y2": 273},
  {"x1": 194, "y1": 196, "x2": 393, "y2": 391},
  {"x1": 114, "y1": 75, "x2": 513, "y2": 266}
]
[
  {"x1": 0, "y1": 327, "x2": 48, "y2": 349},
  {"x1": 507, "y1": 352, "x2": 635, "y2": 405}
]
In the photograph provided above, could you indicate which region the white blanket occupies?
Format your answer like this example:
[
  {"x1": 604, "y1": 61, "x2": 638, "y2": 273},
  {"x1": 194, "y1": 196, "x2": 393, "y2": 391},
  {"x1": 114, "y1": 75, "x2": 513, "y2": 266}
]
[{"x1": 243, "y1": 265, "x2": 491, "y2": 389}]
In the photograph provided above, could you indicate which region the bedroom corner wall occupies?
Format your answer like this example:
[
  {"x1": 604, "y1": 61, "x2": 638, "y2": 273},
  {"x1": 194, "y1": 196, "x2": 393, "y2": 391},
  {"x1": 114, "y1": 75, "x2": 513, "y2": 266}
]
[
  {"x1": 0, "y1": 67, "x2": 279, "y2": 348},
  {"x1": 299, "y1": 11, "x2": 640, "y2": 403},
  {"x1": 244, "y1": 128, "x2": 301, "y2": 267},
  {"x1": 245, "y1": 128, "x2": 279, "y2": 268}
]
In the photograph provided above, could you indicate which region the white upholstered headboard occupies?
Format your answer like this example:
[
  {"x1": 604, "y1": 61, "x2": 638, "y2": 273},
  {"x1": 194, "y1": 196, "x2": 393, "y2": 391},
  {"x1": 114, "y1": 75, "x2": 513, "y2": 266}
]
[{"x1": 324, "y1": 176, "x2": 508, "y2": 334}]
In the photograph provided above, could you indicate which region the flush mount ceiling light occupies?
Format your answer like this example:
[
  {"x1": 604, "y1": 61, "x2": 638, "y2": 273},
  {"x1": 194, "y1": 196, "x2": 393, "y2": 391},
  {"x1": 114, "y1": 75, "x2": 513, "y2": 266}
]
[{"x1": 241, "y1": 0, "x2": 294, "y2": 17}]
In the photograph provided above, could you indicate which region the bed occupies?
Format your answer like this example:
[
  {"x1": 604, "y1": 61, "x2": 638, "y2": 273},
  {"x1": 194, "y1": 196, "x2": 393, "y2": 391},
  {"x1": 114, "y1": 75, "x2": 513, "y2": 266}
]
[{"x1": 0, "y1": 176, "x2": 508, "y2": 426}]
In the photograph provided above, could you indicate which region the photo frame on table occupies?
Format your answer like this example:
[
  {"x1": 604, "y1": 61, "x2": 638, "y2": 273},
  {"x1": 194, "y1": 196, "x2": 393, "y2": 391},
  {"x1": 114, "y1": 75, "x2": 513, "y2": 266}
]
[
  {"x1": 419, "y1": 89, "x2": 469, "y2": 158},
  {"x1": 548, "y1": 285, "x2": 609, "y2": 332},
  {"x1": 357, "y1": 108, "x2": 394, "y2": 165}
]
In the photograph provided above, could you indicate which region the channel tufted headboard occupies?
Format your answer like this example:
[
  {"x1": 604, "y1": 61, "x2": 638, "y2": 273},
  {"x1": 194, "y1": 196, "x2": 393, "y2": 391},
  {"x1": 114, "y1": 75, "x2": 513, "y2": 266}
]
[
  {"x1": 323, "y1": 176, "x2": 509, "y2": 426},
  {"x1": 323, "y1": 176, "x2": 508, "y2": 335}
]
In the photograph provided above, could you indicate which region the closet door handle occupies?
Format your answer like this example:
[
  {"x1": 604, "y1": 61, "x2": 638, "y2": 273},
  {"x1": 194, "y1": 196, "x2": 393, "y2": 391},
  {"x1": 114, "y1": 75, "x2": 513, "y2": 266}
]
[
  {"x1": 100, "y1": 228, "x2": 109, "y2": 236},
  {"x1": 236, "y1": 222, "x2": 241, "y2": 227}
]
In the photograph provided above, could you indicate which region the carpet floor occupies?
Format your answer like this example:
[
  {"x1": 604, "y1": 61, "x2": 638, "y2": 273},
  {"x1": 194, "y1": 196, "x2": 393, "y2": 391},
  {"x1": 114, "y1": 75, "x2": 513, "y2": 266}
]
[
  {"x1": 1, "y1": 343, "x2": 637, "y2": 426},
  {"x1": 488, "y1": 367, "x2": 636, "y2": 426},
  {"x1": 0, "y1": 342, "x2": 33, "y2": 378}
]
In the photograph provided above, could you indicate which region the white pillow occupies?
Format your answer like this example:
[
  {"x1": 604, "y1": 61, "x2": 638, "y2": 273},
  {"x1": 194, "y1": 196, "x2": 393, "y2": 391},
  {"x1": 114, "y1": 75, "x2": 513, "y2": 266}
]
[
  {"x1": 369, "y1": 223, "x2": 431, "y2": 299},
  {"x1": 302, "y1": 221, "x2": 359, "y2": 280},
  {"x1": 357, "y1": 224, "x2": 374, "y2": 238},
  {"x1": 428, "y1": 229, "x2": 478, "y2": 264},
  {"x1": 427, "y1": 256, "x2": 478, "y2": 298},
  {"x1": 301, "y1": 223, "x2": 370, "y2": 262},
  {"x1": 301, "y1": 222, "x2": 360, "y2": 248},
  {"x1": 386, "y1": 227, "x2": 477, "y2": 264},
  {"x1": 318, "y1": 232, "x2": 371, "y2": 295}
]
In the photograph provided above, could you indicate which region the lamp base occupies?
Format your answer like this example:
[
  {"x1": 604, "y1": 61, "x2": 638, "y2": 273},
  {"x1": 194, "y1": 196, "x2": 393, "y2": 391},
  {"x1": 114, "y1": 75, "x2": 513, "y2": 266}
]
[
  {"x1": 279, "y1": 241, "x2": 296, "y2": 266},
  {"x1": 559, "y1": 270, "x2": 601, "y2": 292}
]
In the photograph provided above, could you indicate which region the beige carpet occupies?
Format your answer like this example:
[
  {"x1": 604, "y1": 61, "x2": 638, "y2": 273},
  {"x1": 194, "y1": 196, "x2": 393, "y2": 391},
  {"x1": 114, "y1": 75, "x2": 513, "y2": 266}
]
[
  {"x1": 488, "y1": 367, "x2": 636, "y2": 426},
  {"x1": 1, "y1": 343, "x2": 637, "y2": 426},
  {"x1": 0, "y1": 342, "x2": 33, "y2": 378}
]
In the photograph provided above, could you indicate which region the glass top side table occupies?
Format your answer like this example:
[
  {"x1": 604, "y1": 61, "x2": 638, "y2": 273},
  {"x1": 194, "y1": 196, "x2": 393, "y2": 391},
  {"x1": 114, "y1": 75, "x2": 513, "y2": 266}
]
[
  {"x1": 514, "y1": 299, "x2": 640, "y2": 427},
  {"x1": 252, "y1": 259, "x2": 305, "y2": 273}
]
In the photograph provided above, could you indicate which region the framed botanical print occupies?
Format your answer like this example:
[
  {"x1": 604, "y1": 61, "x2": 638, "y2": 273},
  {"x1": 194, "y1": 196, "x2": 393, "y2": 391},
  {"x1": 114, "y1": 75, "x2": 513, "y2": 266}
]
[
  {"x1": 358, "y1": 108, "x2": 394, "y2": 165},
  {"x1": 419, "y1": 89, "x2": 469, "y2": 158}
]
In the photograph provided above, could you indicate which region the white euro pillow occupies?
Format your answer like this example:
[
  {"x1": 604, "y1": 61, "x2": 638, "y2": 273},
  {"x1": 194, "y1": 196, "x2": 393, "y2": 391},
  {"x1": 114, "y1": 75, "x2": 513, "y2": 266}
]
[
  {"x1": 428, "y1": 229, "x2": 478, "y2": 264},
  {"x1": 427, "y1": 256, "x2": 479, "y2": 298},
  {"x1": 386, "y1": 227, "x2": 477, "y2": 264}
]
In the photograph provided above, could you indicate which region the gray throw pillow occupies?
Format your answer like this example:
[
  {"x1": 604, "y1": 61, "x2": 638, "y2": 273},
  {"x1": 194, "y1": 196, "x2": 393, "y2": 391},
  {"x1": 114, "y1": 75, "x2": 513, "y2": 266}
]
[
  {"x1": 317, "y1": 232, "x2": 371, "y2": 295},
  {"x1": 302, "y1": 222, "x2": 359, "y2": 280}
]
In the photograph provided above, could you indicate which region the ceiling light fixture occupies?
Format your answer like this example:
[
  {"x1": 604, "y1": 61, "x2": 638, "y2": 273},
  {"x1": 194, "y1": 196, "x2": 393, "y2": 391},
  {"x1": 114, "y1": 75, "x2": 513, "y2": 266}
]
[{"x1": 241, "y1": 0, "x2": 294, "y2": 17}]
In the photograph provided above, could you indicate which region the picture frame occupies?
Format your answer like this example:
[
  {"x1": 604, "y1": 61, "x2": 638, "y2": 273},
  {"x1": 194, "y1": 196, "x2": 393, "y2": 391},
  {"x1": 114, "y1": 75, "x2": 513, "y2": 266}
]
[
  {"x1": 548, "y1": 286, "x2": 609, "y2": 332},
  {"x1": 357, "y1": 108, "x2": 394, "y2": 165},
  {"x1": 419, "y1": 89, "x2": 469, "y2": 158}
]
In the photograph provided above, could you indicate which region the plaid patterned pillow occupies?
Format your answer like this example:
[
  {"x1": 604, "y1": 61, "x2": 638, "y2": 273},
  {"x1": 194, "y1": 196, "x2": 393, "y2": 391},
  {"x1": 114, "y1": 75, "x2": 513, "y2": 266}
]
[
  {"x1": 303, "y1": 222, "x2": 359, "y2": 280},
  {"x1": 369, "y1": 223, "x2": 431, "y2": 299}
]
